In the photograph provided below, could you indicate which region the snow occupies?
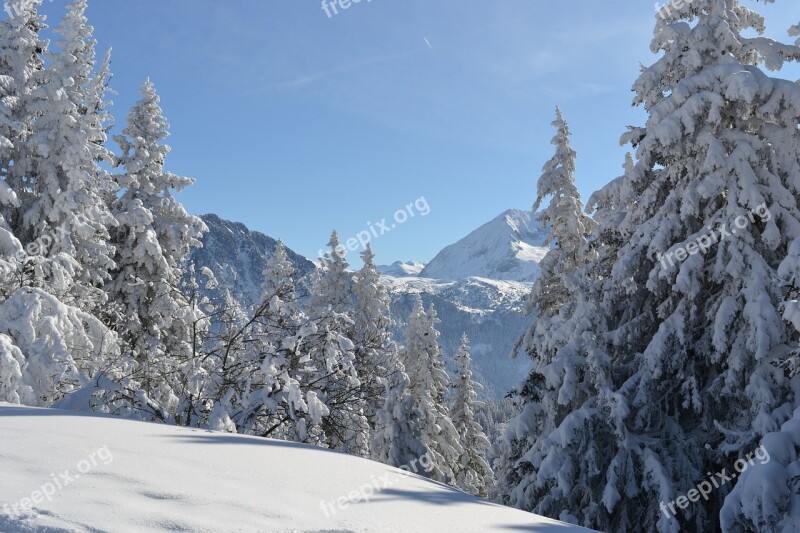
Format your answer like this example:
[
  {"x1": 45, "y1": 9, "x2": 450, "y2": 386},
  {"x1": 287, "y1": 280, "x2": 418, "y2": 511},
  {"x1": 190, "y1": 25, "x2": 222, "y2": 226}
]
[
  {"x1": 377, "y1": 261, "x2": 426, "y2": 278},
  {"x1": 516, "y1": 242, "x2": 549, "y2": 265},
  {"x1": 419, "y1": 209, "x2": 550, "y2": 282},
  {"x1": 0, "y1": 403, "x2": 591, "y2": 533}
]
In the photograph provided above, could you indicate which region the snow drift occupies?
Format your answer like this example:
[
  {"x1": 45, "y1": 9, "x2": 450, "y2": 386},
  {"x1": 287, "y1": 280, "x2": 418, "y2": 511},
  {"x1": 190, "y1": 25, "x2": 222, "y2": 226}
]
[{"x1": 0, "y1": 404, "x2": 592, "y2": 532}]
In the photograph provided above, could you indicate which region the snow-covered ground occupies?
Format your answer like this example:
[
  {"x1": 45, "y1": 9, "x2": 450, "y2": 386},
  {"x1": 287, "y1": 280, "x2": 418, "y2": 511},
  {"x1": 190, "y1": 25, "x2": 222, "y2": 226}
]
[{"x1": 0, "y1": 404, "x2": 591, "y2": 533}]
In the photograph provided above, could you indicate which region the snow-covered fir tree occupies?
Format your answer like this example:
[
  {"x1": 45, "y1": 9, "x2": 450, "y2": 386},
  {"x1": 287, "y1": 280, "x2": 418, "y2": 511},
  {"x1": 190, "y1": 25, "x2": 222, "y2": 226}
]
[
  {"x1": 307, "y1": 232, "x2": 369, "y2": 455},
  {"x1": 495, "y1": 108, "x2": 607, "y2": 524},
  {"x1": 498, "y1": 2, "x2": 800, "y2": 531},
  {"x1": 351, "y1": 243, "x2": 396, "y2": 426},
  {"x1": 0, "y1": 0, "x2": 47, "y2": 303},
  {"x1": 399, "y1": 296, "x2": 462, "y2": 483},
  {"x1": 372, "y1": 357, "x2": 429, "y2": 468},
  {"x1": 513, "y1": 106, "x2": 597, "y2": 365},
  {"x1": 24, "y1": 0, "x2": 117, "y2": 312},
  {"x1": 451, "y1": 333, "x2": 493, "y2": 498},
  {"x1": 104, "y1": 78, "x2": 206, "y2": 408},
  {"x1": 310, "y1": 230, "x2": 353, "y2": 315},
  {"x1": 0, "y1": 1, "x2": 124, "y2": 407},
  {"x1": 0, "y1": 0, "x2": 46, "y2": 237},
  {"x1": 523, "y1": 107, "x2": 596, "y2": 319}
]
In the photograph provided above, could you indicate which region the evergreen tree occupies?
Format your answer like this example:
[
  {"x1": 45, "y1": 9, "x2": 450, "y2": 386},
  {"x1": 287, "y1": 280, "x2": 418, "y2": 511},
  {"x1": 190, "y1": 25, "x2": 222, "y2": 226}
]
[
  {"x1": 105, "y1": 79, "x2": 206, "y2": 405},
  {"x1": 0, "y1": 0, "x2": 47, "y2": 233},
  {"x1": 498, "y1": 2, "x2": 800, "y2": 531},
  {"x1": 0, "y1": 1, "x2": 125, "y2": 410},
  {"x1": 512, "y1": 107, "x2": 597, "y2": 396},
  {"x1": 25, "y1": 0, "x2": 117, "y2": 311},
  {"x1": 310, "y1": 230, "x2": 352, "y2": 315},
  {"x1": 451, "y1": 333, "x2": 493, "y2": 498},
  {"x1": 372, "y1": 358, "x2": 429, "y2": 469},
  {"x1": 400, "y1": 296, "x2": 462, "y2": 483},
  {"x1": 496, "y1": 109, "x2": 607, "y2": 521},
  {"x1": 523, "y1": 107, "x2": 596, "y2": 320},
  {"x1": 352, "y1": 243, "x2": 395, "y2": 426},
  {"x1": 0, "y1": 0, "x2": 46, "y2": 300},
  {"x1": 308, "y1": 232, "x2": 369, "y2": 455}
]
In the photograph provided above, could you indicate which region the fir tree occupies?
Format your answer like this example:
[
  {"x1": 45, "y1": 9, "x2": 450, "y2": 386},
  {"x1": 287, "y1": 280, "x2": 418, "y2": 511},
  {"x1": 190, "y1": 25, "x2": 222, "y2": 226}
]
[
  {"x1": 352, "y1": 243, "x2": 396, "y2": 426},
  {"x1": 498, "y1": 2, "x2": 800, "y2": 531},
  {"x1": 525, "y1": 107, "x2": 596, "y2": 319},
  {"x1": 25, "y1": 0, "x2": 117, "y2": 311},
  {"x1": 308, "y1": 232, "x2": 368, "y2": 455},
  {"x1": 105, "y1": 79, "x2": 206, "y2": 406},
  {"x1": 400, "y1": 296, "x2": 462, "y2": 484},
  {"x1": 0, "y1": 0, "x2": 47, "y2": 234},
  {"x1": 372, "y1": 357, "x2": 429, "y2": 469},
  {"x1": 451, "y1": 333, "x2": 493, "y2": 498}
]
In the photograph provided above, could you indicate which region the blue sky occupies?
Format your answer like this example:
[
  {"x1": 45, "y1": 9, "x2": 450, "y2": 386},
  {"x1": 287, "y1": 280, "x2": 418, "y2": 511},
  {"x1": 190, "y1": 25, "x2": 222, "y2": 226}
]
[{"x1": 38, "y1": 0, "x2": 800, "y2": 264}]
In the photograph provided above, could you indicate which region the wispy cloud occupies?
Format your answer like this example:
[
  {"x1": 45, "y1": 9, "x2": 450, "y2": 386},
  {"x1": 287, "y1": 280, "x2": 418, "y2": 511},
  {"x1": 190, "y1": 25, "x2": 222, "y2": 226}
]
[{"x1": 248, "y1": 52, "x2": 414, "y2": 94}]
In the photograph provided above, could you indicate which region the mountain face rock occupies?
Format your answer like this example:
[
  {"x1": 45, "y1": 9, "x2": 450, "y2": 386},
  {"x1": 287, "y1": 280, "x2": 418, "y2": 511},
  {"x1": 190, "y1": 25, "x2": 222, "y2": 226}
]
[
  {"x1": 419, "y1": 209, "x2": 549, "y2": 282},
  {"x1": 189, "y1": 212, "x2": 541, "y2": 399},
  {"x1": 191, "y1": 214, "x2": 316, "y2": 304}
]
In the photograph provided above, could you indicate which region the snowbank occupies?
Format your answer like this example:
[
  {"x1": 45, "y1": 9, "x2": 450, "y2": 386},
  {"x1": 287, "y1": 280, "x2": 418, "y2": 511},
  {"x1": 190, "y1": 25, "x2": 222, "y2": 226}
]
[{"x1": 0, "y1": 404, "x2": 591, "y2": 532}]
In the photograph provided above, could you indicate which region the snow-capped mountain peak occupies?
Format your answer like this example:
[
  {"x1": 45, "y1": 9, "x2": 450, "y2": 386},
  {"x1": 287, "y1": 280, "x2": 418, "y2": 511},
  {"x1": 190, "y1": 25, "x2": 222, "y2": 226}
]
[
  {"x1": 377, "y1": 260, "x2": 426, "y2": 278},
  {"x1": 419, "y1": 209, "x2": 549, "y2": 282}
]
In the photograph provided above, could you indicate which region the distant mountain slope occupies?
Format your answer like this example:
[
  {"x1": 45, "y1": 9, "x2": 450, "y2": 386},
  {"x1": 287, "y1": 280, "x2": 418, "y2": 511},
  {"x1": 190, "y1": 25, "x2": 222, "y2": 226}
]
[
  {"x1": 420, "y1": 209, "x2": 549, "y2": 282},
  {"x1": 191, "y1": 214, "x2": 315, "y2": 303},
  {"x1": 383, "y1": 276, "x2": 532, "y2": 399},
  {"x1": 0, "y1": 404, "x2": 591, "y2": 532},
  {"x1": 189, "y1": 214, "x2": 535, "y2": 399}
]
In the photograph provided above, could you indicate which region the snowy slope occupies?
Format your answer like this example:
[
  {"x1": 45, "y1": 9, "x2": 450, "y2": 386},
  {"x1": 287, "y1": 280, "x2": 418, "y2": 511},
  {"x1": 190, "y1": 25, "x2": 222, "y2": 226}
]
[
  {"x1": 0, "y1": 404, "x2": 591, "y2": 533},
  {"x1": 377, "y1": 261, "x2": 426, "y2": 277},
  {"x1": 419, "y1": 209, "x2": 549, "y2": 282}
]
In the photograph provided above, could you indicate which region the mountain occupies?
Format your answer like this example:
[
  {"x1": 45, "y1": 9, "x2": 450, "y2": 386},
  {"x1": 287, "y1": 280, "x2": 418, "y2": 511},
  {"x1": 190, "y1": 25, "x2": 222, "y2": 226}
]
[
  {"x1": 189, "y1": 212, "x2": 539, "y2": 399},
  {"x1": 192, "y1": 214, "x2": 315, "y2": 303},
  {"x1": 419, "y1": 209, "x2": 549, "y2": 282},
  {"x1": 377, "y1": 260, "x2": 426, "y2": 277},
  {"x1": 0, "y1": 403, "x2": 591, "y2": 532},
  {"x1": 383, "y1": 276, "x2": 532, "y2": 399}
]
